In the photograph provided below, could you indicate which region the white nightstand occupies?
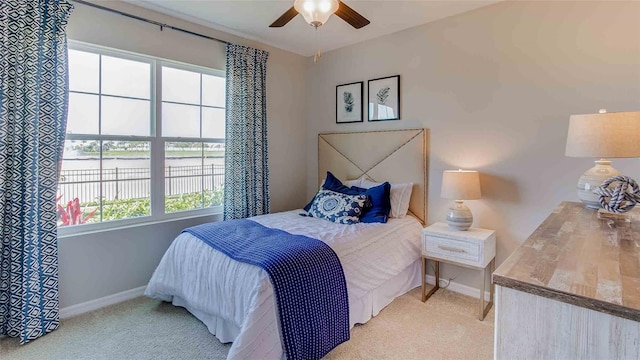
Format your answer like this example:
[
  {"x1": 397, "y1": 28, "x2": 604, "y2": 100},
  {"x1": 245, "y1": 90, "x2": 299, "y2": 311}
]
[{"x1": 421, "y1": 222, "x2": 496, "y2": 320}]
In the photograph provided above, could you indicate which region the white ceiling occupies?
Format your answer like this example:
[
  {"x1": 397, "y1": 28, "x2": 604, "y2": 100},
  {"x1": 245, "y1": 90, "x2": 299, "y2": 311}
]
[{"x1": 123, "y1": 0, "x2": 502, "y2": 56}]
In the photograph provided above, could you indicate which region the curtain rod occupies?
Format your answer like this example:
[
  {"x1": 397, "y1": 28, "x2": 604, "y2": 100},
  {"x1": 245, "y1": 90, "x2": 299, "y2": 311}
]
[{"x1": 71, "y1": 0, "x2": 229, "y2": 45}]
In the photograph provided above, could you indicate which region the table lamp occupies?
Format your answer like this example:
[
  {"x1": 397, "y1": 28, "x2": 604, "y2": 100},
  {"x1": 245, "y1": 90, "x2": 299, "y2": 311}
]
[
  {"x1": 441, "y1": 170, "x2": 481, "y2": 231},
  {"x1": 565, "y1": 110, "x2": 640, "y2": 209}
]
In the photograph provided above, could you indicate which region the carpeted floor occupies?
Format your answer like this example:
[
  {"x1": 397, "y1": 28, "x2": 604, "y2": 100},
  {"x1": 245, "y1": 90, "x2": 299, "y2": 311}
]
[{"x1": 1, "y1": 287, "x2": 494, "y2": 360}]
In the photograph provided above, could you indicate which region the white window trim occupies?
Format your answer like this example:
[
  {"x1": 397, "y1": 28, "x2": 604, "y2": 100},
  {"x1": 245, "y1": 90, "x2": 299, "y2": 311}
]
[
  {"x1": 57, "y1": 207, "x2": 223, "y2": 238},
  {"x1": 59, "y1": 41, "x2": 225, "y2": 237}
]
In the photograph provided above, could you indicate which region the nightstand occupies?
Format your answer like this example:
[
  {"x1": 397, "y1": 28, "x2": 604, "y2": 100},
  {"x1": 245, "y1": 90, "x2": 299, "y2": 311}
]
[{"x1": 421, "y1": 222, "x2": 496, "y2": 320}]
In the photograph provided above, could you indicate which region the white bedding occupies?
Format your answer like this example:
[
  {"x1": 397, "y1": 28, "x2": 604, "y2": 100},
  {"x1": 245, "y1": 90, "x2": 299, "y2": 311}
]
[{"x1": 145, "y1": 210, "x2": 423, "y2": 359}]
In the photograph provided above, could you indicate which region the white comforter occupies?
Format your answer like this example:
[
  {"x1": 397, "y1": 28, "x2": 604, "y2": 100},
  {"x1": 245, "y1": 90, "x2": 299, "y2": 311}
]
[{"x1": 145, "y1": 210, "x2": 423, "y2": 359}]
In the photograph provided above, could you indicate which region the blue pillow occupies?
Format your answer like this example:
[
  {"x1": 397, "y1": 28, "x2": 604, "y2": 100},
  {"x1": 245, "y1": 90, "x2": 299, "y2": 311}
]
[
  {"x1": 322, "y1": 171, "x2": 354, "y2": 193},
  {"x1": 351, "y1": 182, "x2": 391, "y2": 224},
  {"x1": 307, "y1": 189, "x2": 369, "y2": 224},
  {"x1": 304, "y1": 172, "x2": 390, "y2": 223},
  {"x1": 304, "y1": 171, "x2": 352, "y2": 211}
]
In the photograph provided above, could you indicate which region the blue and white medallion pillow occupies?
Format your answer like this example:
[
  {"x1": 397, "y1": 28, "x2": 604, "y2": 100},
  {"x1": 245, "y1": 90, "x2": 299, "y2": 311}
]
[{"x1": 307, "y1": 189, "x2": 369, "y2": 224}]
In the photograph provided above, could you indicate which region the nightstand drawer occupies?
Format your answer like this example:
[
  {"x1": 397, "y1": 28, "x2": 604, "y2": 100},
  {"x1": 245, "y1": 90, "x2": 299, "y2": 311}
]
[
  {"x1": 422, "y1": 223, "x2": 496, "y2": 268},
  {"x1": 423, "y1": 235, "x2": 481, "y2": 264}
]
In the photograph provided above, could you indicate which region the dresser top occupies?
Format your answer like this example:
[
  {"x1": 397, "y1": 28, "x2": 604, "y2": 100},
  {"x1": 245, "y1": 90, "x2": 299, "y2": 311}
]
[
  {"x1": 424, "y1": 222, "x2": 495, "y2": 241},
  {"x1": 493, "y1": 201, "x2": 640, "y2": 322}
]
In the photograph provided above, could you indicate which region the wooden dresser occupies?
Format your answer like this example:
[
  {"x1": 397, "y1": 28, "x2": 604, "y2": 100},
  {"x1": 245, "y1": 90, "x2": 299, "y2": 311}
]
[{"x1": 493, "y1": 201, "x2": 640, "y2": 359}]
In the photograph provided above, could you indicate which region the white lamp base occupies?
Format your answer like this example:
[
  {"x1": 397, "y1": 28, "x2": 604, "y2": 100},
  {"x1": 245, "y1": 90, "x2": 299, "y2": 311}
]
[
  {"x1": 446, "y1": 200, "x2": 473, "y2": 231},
  {"x1": 577, "y1": 159, "x2": 620, "y2": 209}
]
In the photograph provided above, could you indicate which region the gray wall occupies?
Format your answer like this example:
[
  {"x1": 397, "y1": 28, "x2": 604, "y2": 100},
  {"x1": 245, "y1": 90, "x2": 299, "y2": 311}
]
[
  {"x1": 59, "y1": 215, "x2": 219, "y2": 307},
  {"x1": 306, "y1": 1, "x2": 640, "y2": 289},
  {"x1": 61, "y1": 0, "x2": 308, "y2": 308},
  {"x1": 61, "y1": 0, "x2": 640, "y2": 307}
]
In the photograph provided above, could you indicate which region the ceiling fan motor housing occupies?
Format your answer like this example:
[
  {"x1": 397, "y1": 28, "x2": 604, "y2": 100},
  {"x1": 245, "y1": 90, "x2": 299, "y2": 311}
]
[
  {"x1": 294, "y1": 0, "x2": 340, "y2": 27},
  {"x1": 269, "y1": 0, "x2": 370, "y2": 29}
]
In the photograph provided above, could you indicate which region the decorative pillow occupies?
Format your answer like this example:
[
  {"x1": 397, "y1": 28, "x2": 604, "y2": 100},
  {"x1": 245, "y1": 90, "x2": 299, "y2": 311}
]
[
  {"x1": 359, "y1": 178, "x2": 413, "y2": 218},
  {"x1": 350, "y1": 182, "x2": 391, "y2": 223},
  {"x1": 304, "y1": 172, "x2": 362, "y2": 211},
  {"x1": 307, "y1": 189, "x2": 369, "y2": 224},
  {"x1": 322, "y1": 177, "x2": 359, "y2": 188},
  {"x1": 303, "y1": 172, "x2": 391, "y2": 223},
  {"x1": 322, "y1": 171, "x2": 355, "y2": 193}
]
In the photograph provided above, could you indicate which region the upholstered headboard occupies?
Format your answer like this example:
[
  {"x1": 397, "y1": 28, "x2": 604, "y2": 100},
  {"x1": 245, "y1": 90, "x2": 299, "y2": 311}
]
[{"x1": 318, "y1": 129, "x2": 429, "y2": 225}]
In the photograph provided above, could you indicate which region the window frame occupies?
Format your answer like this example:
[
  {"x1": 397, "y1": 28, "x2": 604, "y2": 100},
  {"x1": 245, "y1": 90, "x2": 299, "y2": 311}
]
[{"x1": 59, "y1": 41, "x2": 226, "y2": 237}]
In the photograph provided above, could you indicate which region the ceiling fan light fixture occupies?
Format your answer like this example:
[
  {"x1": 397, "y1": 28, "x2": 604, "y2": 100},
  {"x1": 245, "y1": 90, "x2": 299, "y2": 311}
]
[{"x1": 294, "y1": 0, "x2": 339, "y2": 28}]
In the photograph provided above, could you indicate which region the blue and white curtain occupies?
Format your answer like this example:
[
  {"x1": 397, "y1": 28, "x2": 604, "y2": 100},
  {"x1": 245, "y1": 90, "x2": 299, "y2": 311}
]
[
  {"x1": 0, "y1": 0, "x2": 73, "y2": 344},
  {"x1": 223, "y1": 43, "x2": 270, "y2": 220}
]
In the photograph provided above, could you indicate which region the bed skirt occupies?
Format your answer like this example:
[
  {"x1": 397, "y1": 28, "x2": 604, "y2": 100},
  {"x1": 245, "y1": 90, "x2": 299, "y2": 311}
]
[{"x1": 170, "y1": 259, "x2": 422, "y2": 359}]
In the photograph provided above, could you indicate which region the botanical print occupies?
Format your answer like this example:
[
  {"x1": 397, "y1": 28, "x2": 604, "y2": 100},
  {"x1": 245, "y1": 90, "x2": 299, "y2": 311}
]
[
  {"x1": 344, "y1": 92, "x2": 354, "y2": 113},
  {"x1": 368, "y1": 75, "x2": 400, "y2": 121},
  {"x1": 336, "y1": 82, "x2": 363, "y2": 123},
  {"x1": 376, "y1": 87, "x2": 390, "y2": 105}
]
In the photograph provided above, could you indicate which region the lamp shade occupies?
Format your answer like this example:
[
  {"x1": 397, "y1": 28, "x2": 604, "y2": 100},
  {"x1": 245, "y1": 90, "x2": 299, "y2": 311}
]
[
  {"x1": 565, "y1": 111, "x2": 640, "y2": 158},
  {"x1": 441, "y1": 170, "x2": 481, "y2": 200},
  {"x1": 293, "y1": 0, "x2": 339, "y2": 27}
]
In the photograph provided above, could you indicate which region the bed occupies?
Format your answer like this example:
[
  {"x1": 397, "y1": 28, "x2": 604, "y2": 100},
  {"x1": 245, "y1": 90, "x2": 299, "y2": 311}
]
[{"x1": 145, "y1": 129, "x2": 429, "y2": 359}]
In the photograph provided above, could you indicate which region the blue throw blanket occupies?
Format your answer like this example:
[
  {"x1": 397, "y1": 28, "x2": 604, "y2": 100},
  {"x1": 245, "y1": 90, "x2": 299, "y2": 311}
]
[{"x1": 183, "y1": 219, "x2": 350, "y2": 360}]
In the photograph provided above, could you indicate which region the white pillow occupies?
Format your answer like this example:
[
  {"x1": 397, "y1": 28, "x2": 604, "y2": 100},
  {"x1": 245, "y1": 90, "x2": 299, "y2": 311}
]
[
  {"x1": 358, "y1": 178, "x2": 413, "y2": 218},
  {"x1": 344, "y1": 178, "x2": 361, "y2": 187}
]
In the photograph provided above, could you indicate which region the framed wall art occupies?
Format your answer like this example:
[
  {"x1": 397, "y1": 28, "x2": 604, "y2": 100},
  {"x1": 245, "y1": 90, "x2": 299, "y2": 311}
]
[
  {"x1": 368, "y1": 75, "x2": 400, "y2": 121},
  {"x1": 336, "y1": 81, "x2": 363, "y2": 124}
]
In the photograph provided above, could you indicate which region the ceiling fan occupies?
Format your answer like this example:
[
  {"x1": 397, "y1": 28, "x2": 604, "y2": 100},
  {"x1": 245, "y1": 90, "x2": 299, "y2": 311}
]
[{"x1": 269, "y1": 0, "x2": 370, "y2": 29}]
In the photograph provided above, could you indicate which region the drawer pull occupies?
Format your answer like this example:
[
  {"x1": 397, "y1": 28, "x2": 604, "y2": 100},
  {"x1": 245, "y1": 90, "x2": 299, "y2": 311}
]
[{"x1": 438, "y1": 245, "x2": 467, "y2": 253}]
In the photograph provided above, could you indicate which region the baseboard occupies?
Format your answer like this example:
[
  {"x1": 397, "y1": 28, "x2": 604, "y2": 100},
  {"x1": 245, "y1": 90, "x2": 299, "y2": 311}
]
[
  {"x1": 14, "y1": 277, "x2": 486, "y2": 325},
  {"x1": 425, "y1": 275, "x2": 491, "y2": 301},
  {"x1": 59, "y1": 285, "x2": 147, "y2": 319},
  {"x1": 24, "y1": 276, "x2": 489, "y2": 322}
]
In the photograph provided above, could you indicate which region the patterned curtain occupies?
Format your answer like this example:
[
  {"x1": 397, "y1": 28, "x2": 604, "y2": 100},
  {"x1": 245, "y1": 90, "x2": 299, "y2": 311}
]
[
  {"x1": 223, "y1": 43, "x2": 270, "y2": 220},
  {"x1": 0, "y1": 0, "x2": 73, "y2": 344}
]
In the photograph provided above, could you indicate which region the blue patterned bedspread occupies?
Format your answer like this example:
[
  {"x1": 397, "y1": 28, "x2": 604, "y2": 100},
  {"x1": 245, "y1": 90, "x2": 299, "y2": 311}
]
[{"x1": 183, "y1": 219, "x2": 350, "y2": 360}]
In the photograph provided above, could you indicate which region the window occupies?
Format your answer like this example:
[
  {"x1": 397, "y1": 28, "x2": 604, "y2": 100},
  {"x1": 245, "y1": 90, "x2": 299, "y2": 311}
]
[
  {"x1": 162, "y1": 65, "x2": 225, "y2": 213},
  {"x1": 58, "y1": 43, "x2": 225, "y2": 229}
]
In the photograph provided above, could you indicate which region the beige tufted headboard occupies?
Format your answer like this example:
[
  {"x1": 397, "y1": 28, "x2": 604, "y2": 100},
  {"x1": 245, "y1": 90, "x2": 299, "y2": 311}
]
[{"x1": 318, "y1": 129, "x2": 429, "y2": 225}]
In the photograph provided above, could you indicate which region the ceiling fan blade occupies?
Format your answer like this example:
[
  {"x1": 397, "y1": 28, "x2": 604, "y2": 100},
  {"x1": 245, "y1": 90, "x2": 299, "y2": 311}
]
[
  {"x1": 269, "y1": 6, "x2": 298, "y2": 27},
  {"x1": 335, "y1": 2, "x2": 370, "y2": 29}
]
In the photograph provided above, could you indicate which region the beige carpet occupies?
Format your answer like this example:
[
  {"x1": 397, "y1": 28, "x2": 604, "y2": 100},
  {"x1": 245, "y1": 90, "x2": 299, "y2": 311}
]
[{"x1": 1, "y1": 287, "x2": 494, "y2": 360}]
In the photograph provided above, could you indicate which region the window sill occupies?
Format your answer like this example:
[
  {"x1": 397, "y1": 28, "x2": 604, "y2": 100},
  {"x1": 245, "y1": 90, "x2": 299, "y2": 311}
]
[{"x1": 57, "y1": 208, "x2": 223, "y2": 239}]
